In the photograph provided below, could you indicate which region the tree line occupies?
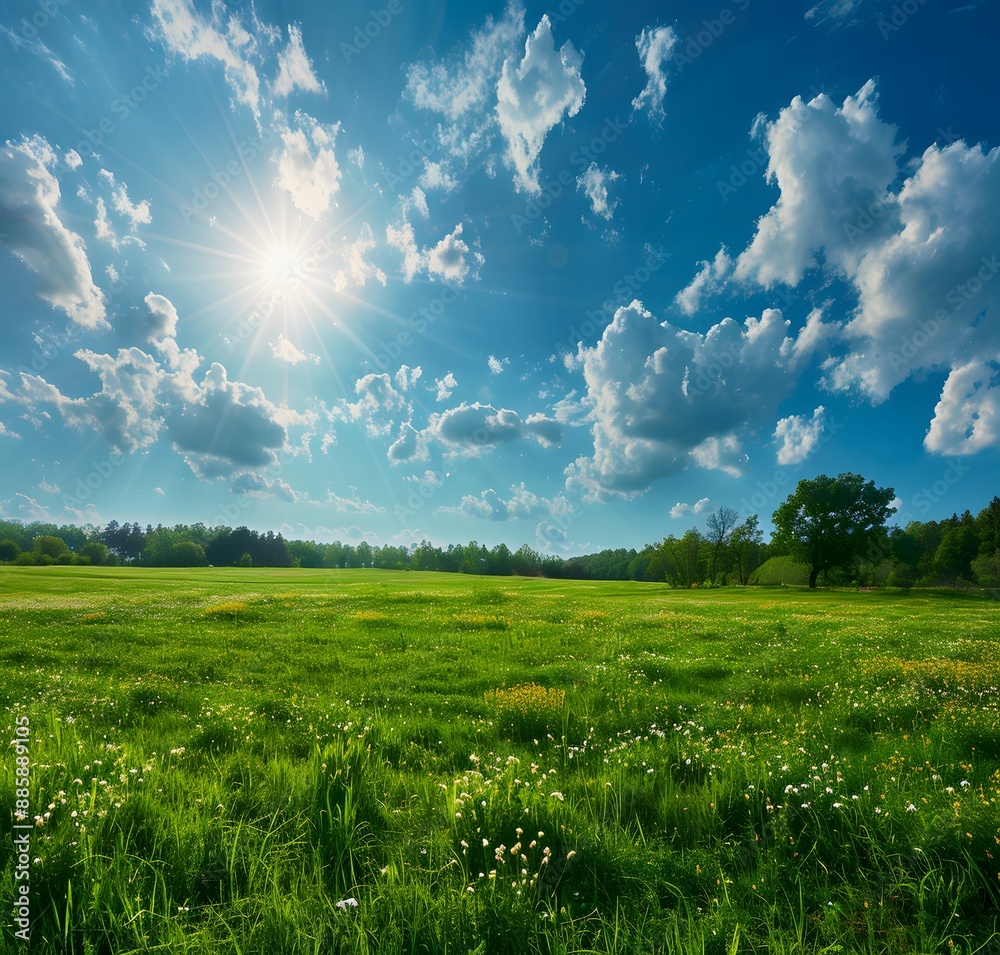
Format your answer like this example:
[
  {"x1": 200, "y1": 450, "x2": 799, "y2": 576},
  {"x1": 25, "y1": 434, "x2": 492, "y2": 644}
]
[{"x1": 1, "y1": 474, "x2": 998, "y2": 589}]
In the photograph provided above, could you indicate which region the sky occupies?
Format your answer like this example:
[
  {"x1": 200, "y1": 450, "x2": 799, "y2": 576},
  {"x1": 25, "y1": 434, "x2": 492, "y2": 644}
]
[{"x1": 0, "y1": 0, "x2": 998, "y2": 555}]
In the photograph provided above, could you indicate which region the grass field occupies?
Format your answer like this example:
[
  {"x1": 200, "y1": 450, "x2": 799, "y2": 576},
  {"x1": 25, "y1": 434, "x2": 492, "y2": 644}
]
[{"x1": 1, "y1": 567, "x2": 999, "y2": 954}]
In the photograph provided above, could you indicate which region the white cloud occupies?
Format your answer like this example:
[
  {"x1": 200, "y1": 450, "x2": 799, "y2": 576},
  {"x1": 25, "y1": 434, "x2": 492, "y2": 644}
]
[
  {"x1": 577, "y1": 163, "x2": 620, "y2": 220},
  {"x1": 675, "y1": 248, "x2": 732, "y2": 316},
  {"x1": 419, "y1": 160, "x2": 459, "y2": 193},
  {"x1": 423, "y1": 402, "x2": 561, "y2": 457},
  {"x1": 232, "y1": 471, "x2": 298, "y2": 502},
  {"x1": 488, "y1": 355, "x2": 509, "y2": 375},
  {"x1": 143, "y1": 292, "x2": 179, "y2": 342},
  {"x1": 169, "y1": 362, "x2": 287, "y2": 474},
  {"x1": 828, "y1": 139, "x2": 1000, "y2": 401},
  {"x1": 273, "y1": 24, "x2": 325, "y2": 97},
  {"x1": 0, "y1": 26, "x2": 73, "y2": 83},
  {"x1": 406, "y1": 2, "x2": 524, "y2": 164},
  {"x1": 496, "y1": 15, "x2": 586, "y2": 195},
  {"x1": 325, "y1": 490, "x2": 387, "y2": 515},
  {"x1": 773, "y1": 406, "x2": 827, "y2": 465},
  {"x1": 395, "y1": 365, "x2": 422, "y2": 390},
  {"x1": 631, "y1": 26, "x2": 676, "y2": 125},
  {"x1": 387, "y1": 217, "x2": 483, "y2": 285},
  {"x1": 734, "y1": 80, "x2": 904, "y2": 289},
  {"x1": 716, "y1": 79, "x2": 1000, "y2": 457},
  {"x1": 334, "y1": 373, "x2": 409, "y2": 438},
  {"x1": 64, "y1": 150, "x2": 82, "y2": 170},
  {"x1": 439, "y1": 483, "x2": 570, "y2": 522},
  {"x1": 333, "y1": 223, "x2": 387, "y2": 291},
  {"x1": 410, "y1": 186, "x2": 430, "y2": 219},
  {"x1": 388, "y1": 422, "x2": 423, "y2": 464},
  {"x1": 427, "y1": 223, "x2": 482, "y2": 283},
  {"x1": 924, "y1": 362, "x2": 1000, "y2": 455},
  {"x1": 434, "y1": 372, "x2": 458, "y2": 402},
  {"x1": 0, "y1": 135, "x2": 105, "y2": 328},
  {"x1": 670, "y1": 498, "x2": 711, "y2": 519},
  {"x1": 565, "y1": 301, "x2": 824, "y2": 499},
  {"x1": 20, "y1": 347, "x2": 165, "y2": 452},
  {"x1": 148, "y1": 0, "x2": 274, "y2": 120},
  {"x1": 270, "y1": 335, "x2": 318, "y2": 365},
  {"x1": 99, "y1": 169, "x2": 152, "y2": 231},
  {"x1": 94, "y1": 197, "x2": 118, "y2": 247},
  {"x1": 275, "y1": 112, "x2": 341, "y2": 219},
  {"x1": 386, "y1": 218, "x2": 423, "y2": 283}
]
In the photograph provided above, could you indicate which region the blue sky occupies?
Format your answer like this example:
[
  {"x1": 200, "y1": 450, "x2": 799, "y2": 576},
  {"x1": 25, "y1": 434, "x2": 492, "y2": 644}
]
[{"x1": 0, "y1": 0, "x2": 998, "y2": 554}]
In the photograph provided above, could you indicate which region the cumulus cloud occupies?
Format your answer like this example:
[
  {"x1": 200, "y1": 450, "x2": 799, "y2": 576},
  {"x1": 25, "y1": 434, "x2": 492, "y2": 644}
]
[
  {"x1": 773, "y1": 405, "x2": 827, "y2": 465},
  {"x1": 324, "y1": 490, "x2": 387, "y2": 515},
  {"x1": 388, "y1": 422, "x2": 423, "y2": 464},
  {"x1": 828, "y1": 139, "x2": 1000, "y2": 401},
  {"x1": 439, "y1": 483, "x2": 570, "y2": 522},
  {"x1": 734, "y1": 80, "x2": 904, "y2": 288},
  {"x1": 169, "y1": 362, "x2": 286, "y2": 474},
  {"x1": 709, "y1": 79, "x2": 1000, "y2": 457},
  {"x1": 565, "y1": 300, "x2": 825, "y2": 499},
  {"x1": 395, "y1": 365, "x2": 422, "y2": 391},
  {"x1": 496, "y1": 15, "x2": 586, "y2": 194},
  {"x1": 275, "y1": 112, "x2": 341, "y2": 219},
  {"x1": 143, "y1": 292, "x2": 179, "y2": 343},
  {"x1": 924, "y1": 362, "x2": 1000, "y2": 455},
  {"x1": 427, "y1": 223, "x2": 482, "y2": 283},
  {"x1": 232, "y1": 471, "x2": 297, "y2": 502},
  {"x1": 0, "y1": 135, "x2": 105, "y2": 328},
  {"x1": 424, "y1": 402, "x2": 561, "y2": 457},
  {"x1": 434, "y1": 372, "x2": 458, "y2": 402},
  {"x1": 631, "y1": 26, "x2": 676, "y2": 125},
  {"x1": 333, "y1": 373, "x2": 409, "y2": 438},
  {"x1": 577, "y1": 163, "x2": 620, "y2": 220},
  {"x1": 20, "y1": 347, "x2": 165, "y2": 452},
  {"x1": 419, "y1": 160, "x2": 459, "y2": 193},
  {"x1": 273, "y1": 23, "x2": 324, "y2": 97},
  {"x1": 387, "y1": 217, "x2": 483, "y2": 285},
  {"x1": 675, "y1": 248, "x2": 732, "y2": 316},
  {"x1": 670, "y1": 498, "x2": 711, "y2": 519},
  {"x1": 488, "y1": 355, "x2": 508, "y2": 374}
]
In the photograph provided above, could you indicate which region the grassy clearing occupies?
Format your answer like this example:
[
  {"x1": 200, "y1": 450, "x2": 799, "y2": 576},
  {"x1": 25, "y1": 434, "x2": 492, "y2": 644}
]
[{"x1": 1, "y1": 567, "x2": 998, "y2": 953}]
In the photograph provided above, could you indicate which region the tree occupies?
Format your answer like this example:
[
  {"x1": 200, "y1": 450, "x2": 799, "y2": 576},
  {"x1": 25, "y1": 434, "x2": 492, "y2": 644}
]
[
  {"x1": 729, "y1": 515, "x2": 763, "y2": 585},
  {"x1": 705, "y1": 505, "x2": 739, "y2": 582},
  {"x1": 79, "y1": 541, "x2": 111, "y2": 566},
  {"x1": 0, "y1": 539, "x2": 21, "y2": 562},
  {"x1": 34, "y1": 535, "x2": 69, "y2": 559},
  {"x1": 772, "y1": 473, "x2": 895, "y2": 589}
]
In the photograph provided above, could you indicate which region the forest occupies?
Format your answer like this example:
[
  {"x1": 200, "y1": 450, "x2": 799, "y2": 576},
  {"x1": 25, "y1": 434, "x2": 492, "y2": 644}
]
[{"x1": 2, "y1": 490, "x2": 998, "y2": 590}]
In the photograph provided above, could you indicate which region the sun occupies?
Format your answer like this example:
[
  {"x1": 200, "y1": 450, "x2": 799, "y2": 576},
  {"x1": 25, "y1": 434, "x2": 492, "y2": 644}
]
[{"x1": 258, "y1": 241, "x2": 310, "y2": 290}]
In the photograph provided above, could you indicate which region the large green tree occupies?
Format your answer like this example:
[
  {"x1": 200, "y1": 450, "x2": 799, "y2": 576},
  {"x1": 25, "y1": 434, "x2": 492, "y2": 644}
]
[{"x1": 772, "y1": 473, "x2": 896, "y2": 588}]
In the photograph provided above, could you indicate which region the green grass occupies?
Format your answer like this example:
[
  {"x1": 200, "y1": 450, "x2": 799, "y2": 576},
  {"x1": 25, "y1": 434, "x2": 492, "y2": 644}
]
[{"x1": 1, "y1": 567, "x2": 999, "y2": 954}]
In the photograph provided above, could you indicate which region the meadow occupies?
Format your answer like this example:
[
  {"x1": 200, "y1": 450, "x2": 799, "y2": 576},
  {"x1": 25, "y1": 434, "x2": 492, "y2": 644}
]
[{"x1": 1, "y1": 567, "x2": 999, "y2": 954}]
